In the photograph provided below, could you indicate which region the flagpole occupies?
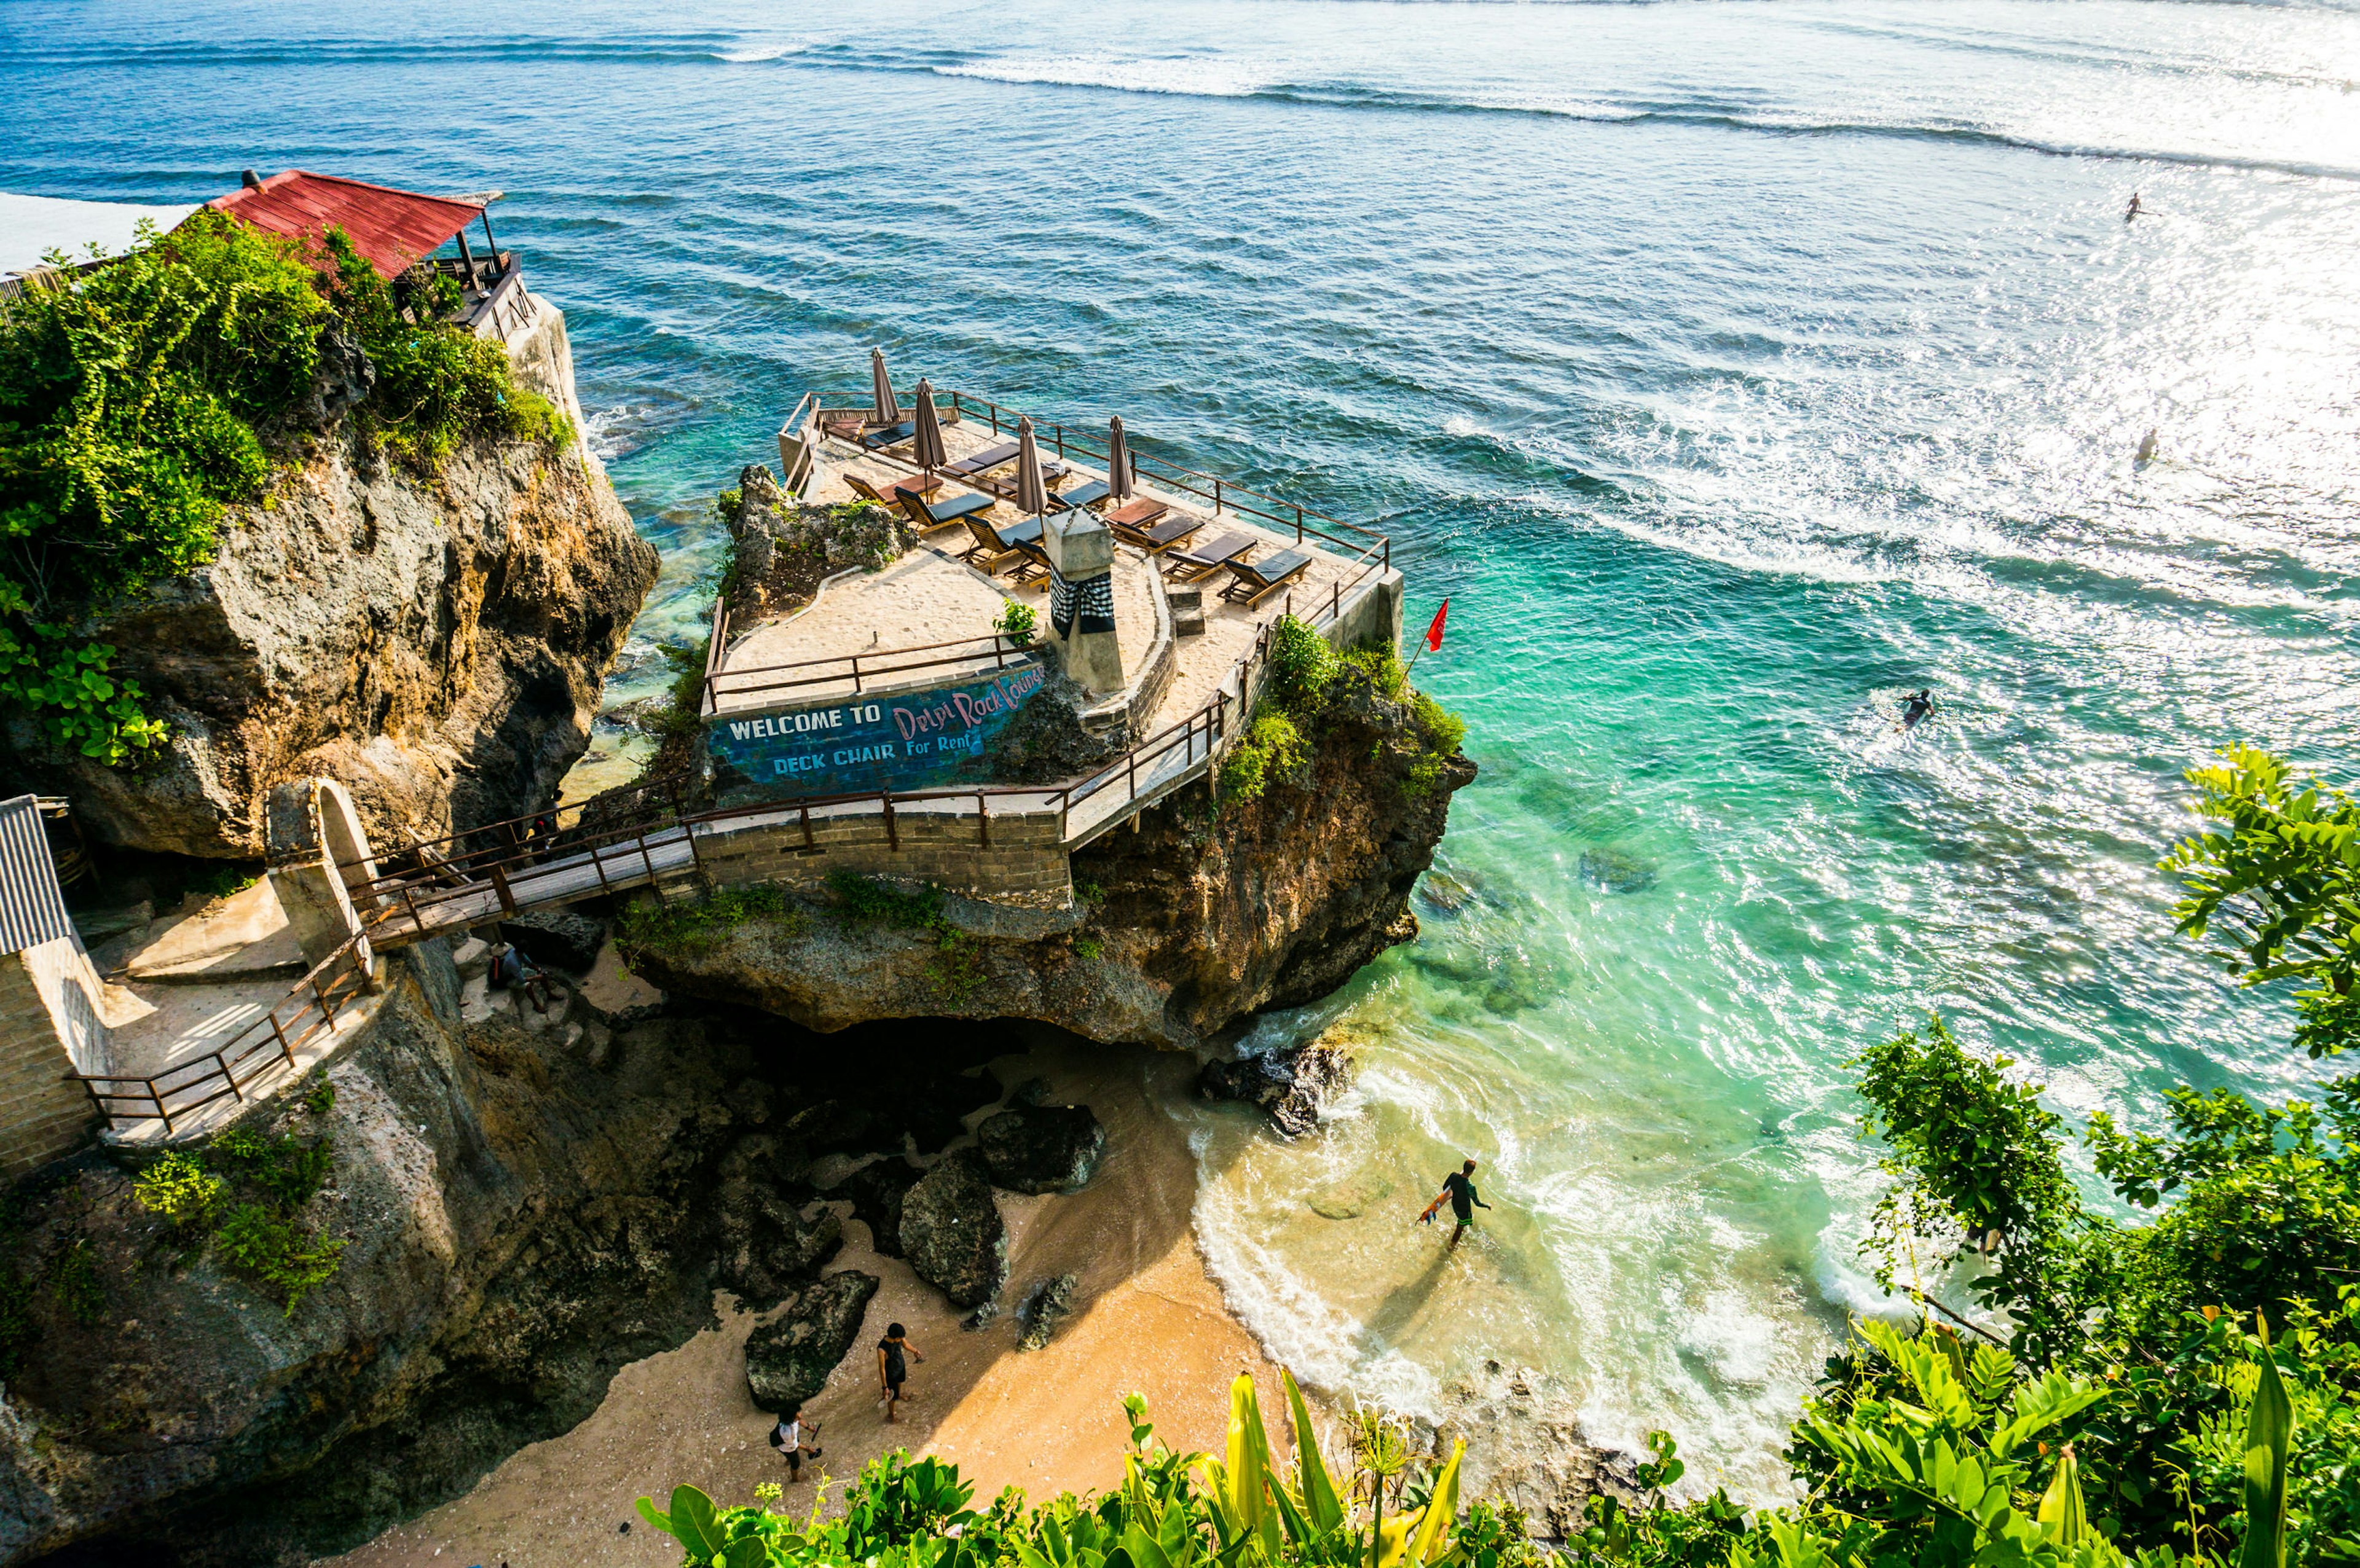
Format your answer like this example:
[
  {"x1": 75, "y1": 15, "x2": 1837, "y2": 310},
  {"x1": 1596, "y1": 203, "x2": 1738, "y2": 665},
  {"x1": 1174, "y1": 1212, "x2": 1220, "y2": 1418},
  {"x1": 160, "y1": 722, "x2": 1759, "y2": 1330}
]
[{"x1": 1406, "y1": 598, "x2": 1449, "y2": 673}]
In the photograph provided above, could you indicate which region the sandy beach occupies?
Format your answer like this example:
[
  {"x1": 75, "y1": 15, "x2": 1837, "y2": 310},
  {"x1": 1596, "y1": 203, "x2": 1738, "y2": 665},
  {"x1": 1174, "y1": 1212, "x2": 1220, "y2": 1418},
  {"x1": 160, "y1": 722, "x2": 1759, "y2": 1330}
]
[{"x1": 327, "y1": 1041, "x2": 1280, "y2": 1568}]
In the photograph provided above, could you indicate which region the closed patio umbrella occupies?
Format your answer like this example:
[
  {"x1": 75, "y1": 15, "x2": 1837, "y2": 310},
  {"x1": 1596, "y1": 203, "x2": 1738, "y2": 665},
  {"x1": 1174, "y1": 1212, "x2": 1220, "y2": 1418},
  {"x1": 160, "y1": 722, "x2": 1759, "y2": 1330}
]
[
  {"x1": 1015, "y1": 417, "x2": 1049, "y2": 517},
  {"x1": 913, "y1": 379, "x2": 947, "y2": 477},
  {"x1": 870, "y1": 348, "x2": 900, "y2": 425},
  {"x1": 1106, "y1": 415, "x2": 1135, "y2": 501}
]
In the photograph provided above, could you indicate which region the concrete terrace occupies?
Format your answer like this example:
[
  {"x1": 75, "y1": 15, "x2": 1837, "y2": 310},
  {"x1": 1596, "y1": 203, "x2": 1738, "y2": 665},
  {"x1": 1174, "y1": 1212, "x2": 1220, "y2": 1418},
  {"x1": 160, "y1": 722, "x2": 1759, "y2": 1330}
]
[{"x1": 716, "y1": 396, "x2": 1392, "y2": 745}]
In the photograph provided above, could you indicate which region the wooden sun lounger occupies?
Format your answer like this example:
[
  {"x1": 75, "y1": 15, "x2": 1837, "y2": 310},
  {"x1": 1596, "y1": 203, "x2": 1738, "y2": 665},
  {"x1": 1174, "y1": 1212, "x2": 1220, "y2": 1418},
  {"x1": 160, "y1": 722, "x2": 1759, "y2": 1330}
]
[
  {"x1": 1111, "y1": 511, "x2": 1203, "y2": 556},
  {"x1": 956, "y1": 514, "x2": 1046, "y2": 570},
  {"x1": 1216, "y1": 548, "x2": 1313, "y2": 608},
  {"x1": 1162, "y1": 530, "x2": 1254, "y2": 582},
  {"x1": 856, "y1": 420, "x2": 917, "y2": 451},
  {"x1": 846, "y1": 472, "x2": 938, "y2": 506},
  {"x1": 893, "y1": 488, "x2": 997, "y2": 533},
  {"x1": 968, "y1": 460, "x2": 1070, "y2": 503},
  {"x1": 1051, "y1": 478, "x2": 1110, "y2": 510},
  {"x1": 940, "y1": 441, "x2": 1020, "y2": 477},
  {"x1": 1005, "y1": 538, "x2": 1054, "y2": 588}
]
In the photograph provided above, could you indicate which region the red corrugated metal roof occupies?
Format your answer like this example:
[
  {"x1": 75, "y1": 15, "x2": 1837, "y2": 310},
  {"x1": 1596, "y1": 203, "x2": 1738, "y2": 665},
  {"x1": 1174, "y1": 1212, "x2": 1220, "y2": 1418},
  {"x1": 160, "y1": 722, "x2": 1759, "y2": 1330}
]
[{"x1": 207, "y1": 170, "x2": 484, "y2": 280}]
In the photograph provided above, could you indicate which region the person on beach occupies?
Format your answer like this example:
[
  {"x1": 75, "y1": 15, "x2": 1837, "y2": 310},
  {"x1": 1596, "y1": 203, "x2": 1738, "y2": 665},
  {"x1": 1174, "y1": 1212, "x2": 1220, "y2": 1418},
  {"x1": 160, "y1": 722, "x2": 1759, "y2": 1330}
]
[
  {"x1": 1418, "y1": 1159, "x2": 1491, "y2": 1251},
  {"x1": 769, "y1": 1405, "x2": 822, "y2": 1480},
  {"x1": 878, "y1": 1322, "x2": 924, "y2": 1423},
  {"x1": 1897, "y1": 689, "x2": 1934, "y2": 732}
]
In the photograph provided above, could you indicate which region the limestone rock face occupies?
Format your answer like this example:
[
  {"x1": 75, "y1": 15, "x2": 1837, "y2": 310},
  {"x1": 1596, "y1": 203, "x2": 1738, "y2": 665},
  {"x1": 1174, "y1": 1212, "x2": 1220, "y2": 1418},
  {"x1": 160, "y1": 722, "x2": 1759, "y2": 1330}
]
[
  {"x1": 742, "y1": 1271, "x2": 882, "y2": 1411},
  {"x1": 899, "y1": 1150, "x2": 1007, "y2": 1309},
  {"x1": 0, "y1": 944, "x2": 763, "y2": 1566},
  {"x1": 7, "y1": 424, "x2": 659, "y2": 859},
  {"x1": 977, "y1": 1103, "x2": 1106, "y2": 1194},
  {"x1": 620, "y1": 661, "x2": 1476, "y2": 1049}
]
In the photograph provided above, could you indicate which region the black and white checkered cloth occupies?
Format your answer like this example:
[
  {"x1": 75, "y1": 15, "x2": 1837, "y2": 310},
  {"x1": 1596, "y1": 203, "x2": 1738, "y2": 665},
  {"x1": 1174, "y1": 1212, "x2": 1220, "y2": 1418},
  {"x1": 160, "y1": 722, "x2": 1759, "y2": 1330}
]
[{"x1": 1049, "y1": 566, "x2": 1117, "y2": 638}]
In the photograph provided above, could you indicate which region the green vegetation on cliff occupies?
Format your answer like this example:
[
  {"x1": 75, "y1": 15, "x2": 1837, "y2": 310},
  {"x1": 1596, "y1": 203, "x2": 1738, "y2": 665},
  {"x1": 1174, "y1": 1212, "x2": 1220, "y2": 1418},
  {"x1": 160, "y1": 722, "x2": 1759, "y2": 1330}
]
[
  {"x1": 130, "y1": 1103, "x2": 345, "y2": 1315},
  {"x1": 1220, "y1": 617, "x2": 1464, "y2": 809},
  {"x1": 0, "y1": 210, "x2": 566, "y2": 764}
]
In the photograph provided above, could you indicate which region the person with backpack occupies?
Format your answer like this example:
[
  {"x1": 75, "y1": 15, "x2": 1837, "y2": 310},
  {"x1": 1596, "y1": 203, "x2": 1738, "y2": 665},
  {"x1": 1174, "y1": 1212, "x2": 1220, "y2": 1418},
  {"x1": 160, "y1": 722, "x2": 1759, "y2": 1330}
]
[{"x1": 767, "y1": 1404, "x2": 821, "y2": 1479}]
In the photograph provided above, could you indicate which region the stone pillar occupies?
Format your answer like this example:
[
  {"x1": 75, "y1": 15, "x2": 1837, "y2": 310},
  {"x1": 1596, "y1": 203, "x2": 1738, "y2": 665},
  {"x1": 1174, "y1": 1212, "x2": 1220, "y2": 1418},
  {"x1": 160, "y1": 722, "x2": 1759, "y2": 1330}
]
[
  {"x1": 1042, "y1": 509, "x2": 1122, "y2": 696},
  {"x1": 266, "y1": 778, "x2": 379, "y2": 978}
]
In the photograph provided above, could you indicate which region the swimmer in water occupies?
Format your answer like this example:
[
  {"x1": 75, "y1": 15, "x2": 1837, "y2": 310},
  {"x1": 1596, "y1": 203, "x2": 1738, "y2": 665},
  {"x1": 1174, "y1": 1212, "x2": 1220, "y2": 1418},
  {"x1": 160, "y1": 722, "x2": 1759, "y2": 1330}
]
[
  {"x1": 2125, "y1": 192, "x2": 2144, "y2": 221},
  {"x1": 1898, "y1": 689, "x2": 1934, "y2": 732}
]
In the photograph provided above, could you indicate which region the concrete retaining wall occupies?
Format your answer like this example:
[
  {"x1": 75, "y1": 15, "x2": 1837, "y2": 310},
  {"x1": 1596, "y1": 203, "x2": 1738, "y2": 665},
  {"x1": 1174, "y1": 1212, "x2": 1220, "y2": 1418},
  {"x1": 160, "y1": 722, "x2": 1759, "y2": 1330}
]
[{"x1": 693, "y1": 804, "x2": 1072, "y2": 904}]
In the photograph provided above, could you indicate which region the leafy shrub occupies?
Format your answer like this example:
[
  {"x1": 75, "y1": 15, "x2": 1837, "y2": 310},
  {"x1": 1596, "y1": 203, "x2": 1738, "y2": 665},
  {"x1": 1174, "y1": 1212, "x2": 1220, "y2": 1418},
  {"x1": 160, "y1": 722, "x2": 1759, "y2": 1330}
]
[
  {"x1": 1266, "y1": 614, "x2": 1337, "y2": 710},
  {"x1": 0, "y1": 210, "x2": 569, "y2": 764},
  {"x1": 133, "y1": 1151, "x2": 225, "y2": 1230},
  {"x1": 1218, "y1": 711, "x2": 1308, "y2": 807},
  {"x1": 619, "y1": 882, "x2": 804, "y2": 954},
  {"x1": 1410, "y1": 691, "x2": 1464, "y2": 756},
  {"x1": 130, "y1": 1129, "x2": 344, "y2": 1314},
  {"x1": 1340, "y1": 641, "x2": 1409, "y2": 700},
  {"x1": 996, "y1": 599, "x2": 1037, "y2": 647},
  {"x1": 214, "y1": 1203, "x2": 345, "y2": 1315},
  {"x1": 1072, "y1": 935, "x2": 1104, "y2": 962}
]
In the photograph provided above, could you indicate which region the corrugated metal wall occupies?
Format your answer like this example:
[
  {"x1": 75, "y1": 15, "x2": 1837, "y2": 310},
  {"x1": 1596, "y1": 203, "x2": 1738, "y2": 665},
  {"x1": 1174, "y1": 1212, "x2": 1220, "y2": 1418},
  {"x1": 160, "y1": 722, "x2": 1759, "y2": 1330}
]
[{"x1": 0, "y1": 794, "x2": 74, "y2": 957}]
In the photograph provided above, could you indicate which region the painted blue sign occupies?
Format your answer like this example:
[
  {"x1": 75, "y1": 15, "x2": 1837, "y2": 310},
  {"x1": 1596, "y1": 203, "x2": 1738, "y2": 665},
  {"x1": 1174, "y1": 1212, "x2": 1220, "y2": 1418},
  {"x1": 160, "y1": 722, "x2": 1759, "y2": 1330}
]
[{"x1": 708, "y1": 662, "x2": 1050, "y2": 804}]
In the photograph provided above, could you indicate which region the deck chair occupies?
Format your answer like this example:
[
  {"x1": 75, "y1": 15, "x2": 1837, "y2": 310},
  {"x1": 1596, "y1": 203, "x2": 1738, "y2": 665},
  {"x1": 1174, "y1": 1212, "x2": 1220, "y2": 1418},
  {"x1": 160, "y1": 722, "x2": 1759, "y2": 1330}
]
[
  {"x1": 846, "y1": 472, "x2": 935, "y2": 506},
  {"x1": 1162, "y1": 530, "x2": 1254, "y2": 582},
  {"x1": 939, "y1": 440, "x2": 1020, "y2": 478},
  {"x1": 970, "y1": 459, "x2": 1069, "y2": 503},
  {"x1": 956, "y1": 514, "x2": 1046, "y2": 569},
  {"x1": 893, "y1": 488, "x2": 997, "y2": 533},
  {"x1": 1050, "y1": 478, "x2": 1110, "y2": 510},
  {"x1": 1004, "y1": 536, "x2": 1054, "y2": 588},
  {"x1": 856, "y1": 420, "x2": 917, "y2": 451},
  {"x1": 1111, "y1": 511, "x2": 1203, "y2": 556},
  {"x1": 1216, "y1": 549, "x2": 1313, "y2": 608}
]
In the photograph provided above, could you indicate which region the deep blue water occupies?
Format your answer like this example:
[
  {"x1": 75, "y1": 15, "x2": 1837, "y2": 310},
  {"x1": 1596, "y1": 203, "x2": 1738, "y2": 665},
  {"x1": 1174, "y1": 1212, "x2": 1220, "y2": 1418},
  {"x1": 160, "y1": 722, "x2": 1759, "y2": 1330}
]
[{"x1": 7, "y1": 0, "x2": 2356, "y2": 1495}]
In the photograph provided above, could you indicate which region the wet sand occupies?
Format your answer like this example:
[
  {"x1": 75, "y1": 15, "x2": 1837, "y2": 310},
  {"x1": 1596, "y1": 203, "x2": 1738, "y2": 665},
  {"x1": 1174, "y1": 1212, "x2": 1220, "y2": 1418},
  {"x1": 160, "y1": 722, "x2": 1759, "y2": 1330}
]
[{"x1": 326, "y1": 1042, "x2": 1278, "y2": 1568}]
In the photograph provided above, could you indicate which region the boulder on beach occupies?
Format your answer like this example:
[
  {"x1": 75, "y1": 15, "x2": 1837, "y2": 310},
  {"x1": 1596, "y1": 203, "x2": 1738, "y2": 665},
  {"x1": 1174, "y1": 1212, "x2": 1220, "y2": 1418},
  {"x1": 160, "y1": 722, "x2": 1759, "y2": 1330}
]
[
  {"x1": 744, "y1": 1270, "x2": 881, "y2": 1409},
  {"x1": 899, "y1": 1150, "x2": 1007, "y2": 1308},
  {"x1": 977, "y1": 1103, "x2": 1106, "y2": 1194},
  {"x1": 1016, "y1": 1271, "x2": 1079, "y2": 1352},
  {"x1": 715, "y1": 1168, "x2": 843, "y2": 1309},
  {"x1": 1198, "y1": 1043, "x2": 1354, "y2": 1137},
  {"x1": 840, "y1": 1156, "x2": 922, "y2": 1257}
]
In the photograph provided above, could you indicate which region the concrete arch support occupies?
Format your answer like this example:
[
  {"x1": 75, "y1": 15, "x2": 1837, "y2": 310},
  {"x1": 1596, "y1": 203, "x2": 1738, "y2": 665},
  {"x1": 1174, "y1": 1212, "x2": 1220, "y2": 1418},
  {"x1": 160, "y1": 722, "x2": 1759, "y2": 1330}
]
[{"x1": 266, "y1": 778, "x2": 379, "y2": 976}]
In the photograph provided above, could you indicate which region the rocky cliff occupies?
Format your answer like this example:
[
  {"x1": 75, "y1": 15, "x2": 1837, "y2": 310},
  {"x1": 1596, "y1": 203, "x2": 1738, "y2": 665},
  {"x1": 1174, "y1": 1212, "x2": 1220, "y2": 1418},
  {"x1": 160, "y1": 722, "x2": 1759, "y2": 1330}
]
[
  {"x1": 7, "y1": 366, "x2": 658, "y2": 860},
  {"x1": 620, "y1": 664, "x2": 1476, "y2": 1048},
  {"x1": 0, "y1": 945, "x2": 1021, "y2": 1567}
]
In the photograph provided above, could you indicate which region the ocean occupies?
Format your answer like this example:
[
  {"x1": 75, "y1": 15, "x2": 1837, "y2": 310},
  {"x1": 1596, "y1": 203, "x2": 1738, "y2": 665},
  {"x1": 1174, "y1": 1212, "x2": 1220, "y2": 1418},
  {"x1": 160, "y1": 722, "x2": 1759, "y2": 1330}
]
[{"x1": 6, "y1": 0, "x2": 2356, "y2": 1499}]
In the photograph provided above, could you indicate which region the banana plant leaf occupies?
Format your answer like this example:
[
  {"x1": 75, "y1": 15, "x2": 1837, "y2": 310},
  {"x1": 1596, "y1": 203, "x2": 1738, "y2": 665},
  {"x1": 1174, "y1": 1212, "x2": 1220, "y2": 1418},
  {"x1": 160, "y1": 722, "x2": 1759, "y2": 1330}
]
[
  {"x1": 2240, "y1": 1322, "x2": 2295, "y2": 1568},
  {"x1": 1282, "y1": 1368, "x2": 1345, "y2": 1534}
]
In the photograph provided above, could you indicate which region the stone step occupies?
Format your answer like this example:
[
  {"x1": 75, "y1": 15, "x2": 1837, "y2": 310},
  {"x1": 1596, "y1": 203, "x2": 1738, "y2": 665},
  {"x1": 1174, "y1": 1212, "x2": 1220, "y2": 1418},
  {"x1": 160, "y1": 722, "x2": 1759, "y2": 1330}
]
[{"x1": 1173, "y1": 610, "x2": 1207, "y2": 638}]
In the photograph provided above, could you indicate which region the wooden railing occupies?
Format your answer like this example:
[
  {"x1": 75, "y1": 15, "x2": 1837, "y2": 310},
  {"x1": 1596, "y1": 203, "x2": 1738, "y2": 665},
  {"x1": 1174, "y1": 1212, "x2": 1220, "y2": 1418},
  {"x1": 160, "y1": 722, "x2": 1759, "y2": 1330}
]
[
  {"x1": 69, "y1": 933, "x2": 374, "y2": 1133},
  {"x1": 707, "y1": 633, "x2": 1036, "y2": 711}
]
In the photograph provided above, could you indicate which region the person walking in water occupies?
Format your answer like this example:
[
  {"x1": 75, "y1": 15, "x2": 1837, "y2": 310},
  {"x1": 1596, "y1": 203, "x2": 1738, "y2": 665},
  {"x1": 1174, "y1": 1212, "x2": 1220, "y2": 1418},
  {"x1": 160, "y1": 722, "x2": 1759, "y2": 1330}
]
[
  {"x1": 1418, "y1": 1158, "x2": 1491, "y2": 1251},
  {"x1": 2126, "y1": 191, "x2": 2144, "y2": 221},
  {"x1": 1897, "y1": 689, "x2": 1934, "y2": 732},
  {"x1": 878, "y1": 1322, "x2": 924, "y2": 1423}
]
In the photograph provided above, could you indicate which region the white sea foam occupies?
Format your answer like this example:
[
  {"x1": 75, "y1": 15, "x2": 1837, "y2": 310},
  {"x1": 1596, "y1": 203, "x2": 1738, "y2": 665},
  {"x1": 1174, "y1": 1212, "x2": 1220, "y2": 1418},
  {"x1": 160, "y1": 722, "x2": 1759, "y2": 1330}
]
[
  {"x1": 935, "y1": 54, "x2": 1273, "y2": 99},
  {"x1": 715, "y1": 44, "x2": 806, "y2": 64}
]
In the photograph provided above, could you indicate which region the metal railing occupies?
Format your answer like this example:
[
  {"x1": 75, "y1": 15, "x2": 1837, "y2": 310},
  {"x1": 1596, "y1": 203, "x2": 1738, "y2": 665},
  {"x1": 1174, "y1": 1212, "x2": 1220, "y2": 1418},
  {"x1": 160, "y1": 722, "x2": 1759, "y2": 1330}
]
[
  {"x1": 69, "y1": 933, "x2": 374, "y2": 1133},
  {"x1": 707, "y1": 633, "x2": 1037, "y2": 712}
]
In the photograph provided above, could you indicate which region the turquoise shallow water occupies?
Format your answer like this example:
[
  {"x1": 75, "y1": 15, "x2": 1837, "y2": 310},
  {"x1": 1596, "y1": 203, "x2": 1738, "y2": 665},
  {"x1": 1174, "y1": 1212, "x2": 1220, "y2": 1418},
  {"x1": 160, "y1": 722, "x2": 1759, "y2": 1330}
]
[{"x1": 7, "y1": 0, "x2": 2358, "y2": 1497}]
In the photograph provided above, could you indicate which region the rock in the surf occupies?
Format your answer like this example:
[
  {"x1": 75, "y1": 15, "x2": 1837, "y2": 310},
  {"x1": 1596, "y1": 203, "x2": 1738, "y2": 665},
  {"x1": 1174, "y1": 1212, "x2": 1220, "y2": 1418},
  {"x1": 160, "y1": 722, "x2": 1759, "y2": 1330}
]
[
  {"x1": 977, "y1": 1103, "x2": 1106, "y2": 1194},
  {"x1": 1198, "y1": 1042, "x2": 1354, "y2": 1137},
  {"x1": 899, "y1": 1150, "x2": 1007, "y2": 1308},
  {"x1": 744, "y1": 1271, "x2": 880, "y2": 1409}
]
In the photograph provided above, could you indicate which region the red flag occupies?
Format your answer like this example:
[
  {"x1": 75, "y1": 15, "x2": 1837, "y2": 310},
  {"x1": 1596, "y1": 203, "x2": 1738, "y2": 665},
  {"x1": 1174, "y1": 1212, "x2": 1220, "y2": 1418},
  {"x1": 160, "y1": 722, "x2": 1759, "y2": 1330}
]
[{"x1": 1423, "y1": 599, "x2": 1449, "y2": 653}]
